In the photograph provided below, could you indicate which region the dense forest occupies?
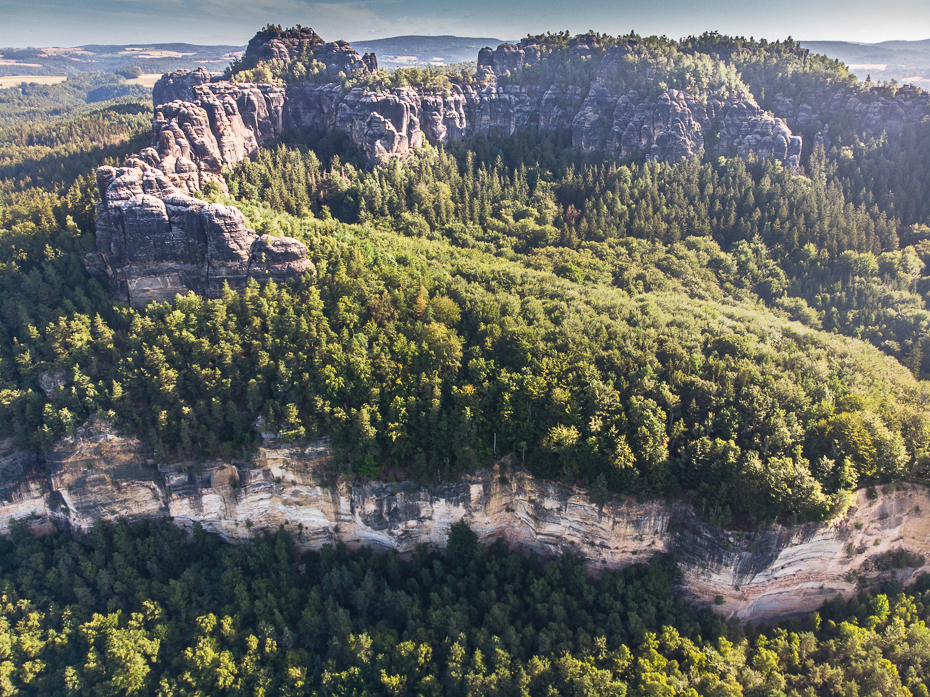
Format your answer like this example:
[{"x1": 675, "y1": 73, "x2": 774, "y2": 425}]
[
  {"x1": 0, "y1": 74, "x2": 150, "y2": 125},
  {"x1": 0, "y1": 35, "x2": 929, "y2": 528},
  {"x1": 2, "y1": 28, "x2": 930, "y2": 697},
  {"x1": 1, "y1": 520, "x2": 929, "y2": 696}
]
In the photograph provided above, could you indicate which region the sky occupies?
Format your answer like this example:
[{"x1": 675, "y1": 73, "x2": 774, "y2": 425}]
[{"x1": 0, "y1": 0, "x2": 928, "y2": 48}]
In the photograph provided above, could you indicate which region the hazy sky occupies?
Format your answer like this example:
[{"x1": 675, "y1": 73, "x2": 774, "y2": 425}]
[{"x1": 1, "y1": 0, "x2": 928, "y2": 47}]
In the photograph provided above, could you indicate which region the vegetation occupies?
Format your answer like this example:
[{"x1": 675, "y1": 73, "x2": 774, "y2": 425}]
[
  {"x1": 0, "y1": 31, "x2": 929, "y2": 526},
  {"x1": 2, "y1": 27, "x2": 930, "y2": 695},
  {"x1": 2, "y1": 111, "x2": 930, "y2": 523},
  {"x1": 1, "y1": 520, "x2": 930, "y2": 696},
  {"x1": 230, "y1": 54, "x2": 473, "y2": 90},
  {"x1": 0, "y1": 74, "x2": 150, "y2": 124}
]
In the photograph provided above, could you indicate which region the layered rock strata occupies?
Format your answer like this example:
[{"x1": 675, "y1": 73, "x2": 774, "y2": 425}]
[
  {"x1": 151, "y1": 72, "x2": 802, "y2": 169},
  {"x1": 87, "y1": 164, "x2": 315, "y2": 305},
  {"x1": 3, "y1": 417, "x2": 930, "y2": 623}
]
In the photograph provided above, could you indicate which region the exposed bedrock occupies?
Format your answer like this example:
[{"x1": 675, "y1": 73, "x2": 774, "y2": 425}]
[
  {"x1": 245, "y1": 27, "x2": 372, "y2": 79},
  {"x1": 772, "y1": 85, "x2": 930, "y2": 141},
  {"x1": 147, "y1": 22, "x2": 930, "y2": 172},
  {"x1": 151, "y1": 72, "x2": 803, "y2": 169},
  {"x1": 87, "y1": 164, "x2": 315, "y2": 305},
  {"x1": 145, "y1": 77, "x2": 287, "y2": 193},
  {"x1": 3, "y1": 418, "x2": 930, "y2": 623}
]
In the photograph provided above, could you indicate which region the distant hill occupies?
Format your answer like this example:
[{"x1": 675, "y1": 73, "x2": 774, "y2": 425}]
[
  {"x1": 0, "y1": 36, "x2": 507, "y2": 77},
  {"x1": 802, "y1": 38, "x2": 930, "y2": 88},
  {"x1": 0, "y1": 43, "x2": 243, "y2": 78},
  {"x1": 4, "y1": 34, "x2": 927, "y2": 90},
  {"x1": 350, "y1": 35, "x2": 503, "y2": 67}
]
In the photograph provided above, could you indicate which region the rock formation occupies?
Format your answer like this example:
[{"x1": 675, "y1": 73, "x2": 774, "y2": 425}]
[
  {"x1": 151, "y1": 71, "x2": 802, "y2": 169},
  {"x1": 147, "y1": 72, "x2": 287, "y2": 193},
  {"x1": 246, "y1": 26, "x2": 324, "y2": 63},
  {"x1": 244, "y1": 26, "x2": 372, "y2": 78},
  {"x1": 143, "y1": 28, "x2": 805, "y2": 169},
  {"x1": 87, "y1": 164, "x2": 314, "y2": 305},
  {"x1": 144, "y1": 28, "x2": 930, "y2": 173},
  {"x1": 2, "y1": 417, "x2": 930, "y2": 623},
  {"x1": 773, "y1": 84, "x2": 930, "y2": 140}
]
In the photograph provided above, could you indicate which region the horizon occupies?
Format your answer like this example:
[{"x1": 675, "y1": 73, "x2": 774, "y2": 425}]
[
  {"x1": 1, "y1": 0, "x2": 928, "y2": 48},
  {"x1": 2, "y1": 34, "x2": 930, "y2": 51}
]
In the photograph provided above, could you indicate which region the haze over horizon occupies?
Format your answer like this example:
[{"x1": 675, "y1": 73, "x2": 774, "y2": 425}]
[{"x1": 0, "y1": 0, "x2": 928, "y2": 48}]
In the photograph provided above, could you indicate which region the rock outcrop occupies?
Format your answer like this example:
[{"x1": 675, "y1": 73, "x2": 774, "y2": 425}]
[
  {"x1": 146, "y1": 28, "x2": 804, "y2": 168},
  {"x1": 146, "y1": 28, "x2": 930, "y2": 171},
  {"x1": 3, "y1": 418, "x2": 930, "y2": 623},
  {"x1": 151, "y1": 72, "x2": 802, "y2": 168},
  {"x1": 88, "y1": 164, "x2": 314, "y2": 305},
  {"x1": 146, "y1": 73, "x2": 287, "y2": 193},
  {"x1": 246, "y1": 26, "x2": 324, "y2": 63},
  {"x1": 244, "y1": 26, "x2": 372, "y2": 78},
  {"x1": 773, "y1": 85, "x2": 930, "y2": 139}
]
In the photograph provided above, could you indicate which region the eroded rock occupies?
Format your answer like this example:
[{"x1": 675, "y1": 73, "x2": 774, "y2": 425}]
[
  {"x1": 152, "y1": 61, "x2": 805, "y2": 168},
  {"x1": 771, "y1": 85, "x2": 929, "y2": 141},
  {"x1": 89, "y1": 164, "x2": 314, "y2": 305},
  {"x1": 2, "y1": 421, "x2": 930, "y2": 623}
]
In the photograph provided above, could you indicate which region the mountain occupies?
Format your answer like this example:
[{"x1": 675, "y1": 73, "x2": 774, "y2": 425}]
[
  {"x1": 802, "y1": 38, "x2": 930, "y2": 88},
  {"x1": 6, "y1": 22, "x2": 930, "y2": 696},
  {"x1": 349, "y1": 34, "x2": 503, "y2": 67},
  {"x1": 0, "y1": 42, "x2": 244, "y2": 78},
  {"x1": 3, "y1": 23, "x2": 930, "y2": 624}
]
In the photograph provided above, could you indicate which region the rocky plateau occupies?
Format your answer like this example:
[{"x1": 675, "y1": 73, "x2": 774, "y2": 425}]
[
  {"x1": 137, "y1": 29, "x2": 930, "y2": 188},
  {"x1": 2, "y1": 417, "x2": 929, "y2": 623},
  {"x1": 150, "y1": 49, "x2": 804, "y2": 172}
]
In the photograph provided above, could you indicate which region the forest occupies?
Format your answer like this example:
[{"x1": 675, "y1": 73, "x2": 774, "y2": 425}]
[
  {"x1": 1, "y1": 25, "x2": 930, "y2": 697},
  {"x1": 0, "y1": 34, "x2": 929, "y2": 530},
  {"x1": 0, "y1": 519, "x2": 929, "y2": 696}
]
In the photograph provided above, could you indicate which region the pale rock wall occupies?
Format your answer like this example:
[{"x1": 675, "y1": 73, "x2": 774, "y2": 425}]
[
  {"x1": 680, "y1": 487, "x2": 930, "y2": 621},
  {"x1": 774, "y1": 86, "x2": 929, "y2": 139},
  {"x1": 2, "y1": 418, "x2": 929, "y2": 623}
]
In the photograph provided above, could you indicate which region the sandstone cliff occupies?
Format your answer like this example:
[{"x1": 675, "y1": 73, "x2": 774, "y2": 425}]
[
  {"x1": 773, "y1": 84, "x2": 930, "y2": 145},
  {"x1": 145, "y1": 28, "x2": 806, "y2": 169},
  {"x1": 86, "y1": 164, "x2": 314, "y2": 305},
  {"x1": 3, "y1": 417, "x2": 929, "y2": 623},
  {"x1": 151, "y1": 72, "x2": 802, "y2": 169}
]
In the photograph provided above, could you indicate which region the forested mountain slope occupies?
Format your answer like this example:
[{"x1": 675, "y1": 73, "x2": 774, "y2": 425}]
[
  {"x1": 4, "y1": 26, "x2": 930, "y2": 694},
  {"x1": 1, "y1": 26, "x2": 930, "y2": 530},
  {"x1": 1, "y1": 520, "x2": 930, "y2": 696}
]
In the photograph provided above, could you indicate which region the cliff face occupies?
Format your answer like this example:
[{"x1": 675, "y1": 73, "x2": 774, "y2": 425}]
[
  {"x1": 151, "y1": 71, "x2": 802, "y2": 170},
  {"x1": 86, "y1": 164, "x2": 315, "y2": 305},
  {"x1": 773, "y1": 85, "x2": 930, "y2": 143},
  {"x1": 144, "y1": 28, "x2": 930, "y2": 178},
  {"x1": 149, "y1": 69, "x2": 286, "y2": 191},
  {"x1": 4, "y1": 418, "x2": 930, "y2": 623}
]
